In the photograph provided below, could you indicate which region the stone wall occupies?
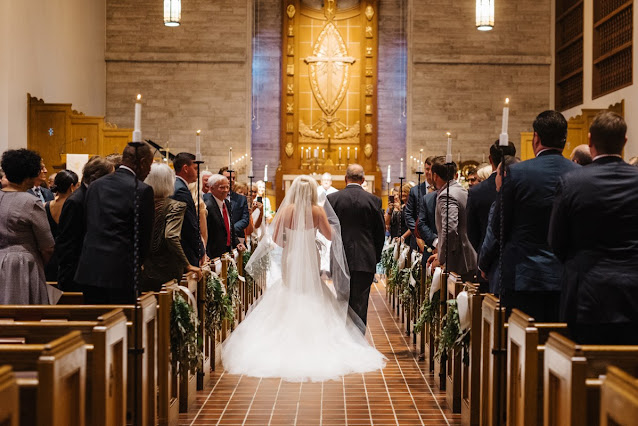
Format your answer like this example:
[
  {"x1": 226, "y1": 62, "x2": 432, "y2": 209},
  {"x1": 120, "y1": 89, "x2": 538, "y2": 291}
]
[{"x1": 106, "y1": 0, "x2": 251, "y2": 174}]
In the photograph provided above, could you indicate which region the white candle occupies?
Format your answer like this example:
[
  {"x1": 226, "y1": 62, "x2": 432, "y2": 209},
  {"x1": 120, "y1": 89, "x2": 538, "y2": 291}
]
[
  {"x1": 355, "y1": 147, "x2": 358, "y2": 160},
  {"x1": 314, "y1": 147, "x2": 319, "y2": 159},
  {"x1": 446, "y1": 132, "x2": 453, "y2": 164},
  {"x1": 300, "y1": 146, "x2": 303, "y2": 159},
  {"x1": 500, "y1": 98, "x2": 510, "y2": 147},
  {"x1": 347, "y1": 147, "x2": 351, "y2": 160},
  {"x1": 249, "y1": 157, "x2": 254, "y2": 177},
  {"x1": 322, "y1": 149, "x2": 325, "y2": 159},
  {"x1": 418, "y1": 149, "x2": 423, "y2": 173},
  {"x1": 264, "y1": 165, "x2": 268, "y2": 182},
  {"x1": 400, "y1": 158, "x2": 404, "y2": 178},
  {"x1": 229, "y1": 147, "x2": 233, "y2": 171},
  {"x1": 195, "y1": 130, "x2": 201, "y2": 161},
  {"x1": 306, "y1": 148, "x2": 310, "y2": 159},
  {"x1": 133, "y1": 94, "x2": 142, "y2": 142},
  {"x1": 386, "y1": 165, "x2": 391, "y2": 183},
  {"x1": 482, "y1": 153, "x2": 486, "y2": 163},
  {"x1": 338, "y1": 147, "x2": 342, "y2": 160}
]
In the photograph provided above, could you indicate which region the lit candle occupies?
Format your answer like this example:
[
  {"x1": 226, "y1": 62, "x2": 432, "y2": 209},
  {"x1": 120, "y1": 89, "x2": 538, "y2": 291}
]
[
  {"x1": 500, "y1": 98, "x2": 510, "y2": 147},
  {"x1": 482, "y1": 153, "x2": 486, "y2": 163},
  {"x1": 338, "y1": 147, "x2": 342, "y2": 160},
  {"x1": 228, "y1": 147, "x2": 233, "y2": 171},
  {"x1": 264, "y1": 165, "x2": 268, "y2": 182},
  {"x1": 306, "y1": 148, "x2": 310, "y2": 159},
  {"x1": 347, "y1": 147, "x2": 351, "y2": 160},
  {"x1": 418, "y1": 149, "x2": 423, "y2": 173},
  {"x1": 133, "y1": 94, "x2": 142, "y2": 142},
  {"x1": 446, "y1": 132, "x2": 453, "y2": 164},
  {"x1": 386, "y1": 165, "x2": 391, "y2": 183},
  {"x1": 314, "y1": 147, "x2": 319, "y2": 159},
  {"x1": 400, "y1": 158, "x2": 404, "y2": 178},
  {"x1": 355, "y1": 147, "x2": 358, "y2": 160},
  {"x1": 195, "y1": 130, "x2": 201, "y2": 161},
  {"x1": 249, "y1": 157, "x2": 254, "y2": 177},
  {"x1": 300, "y1": 146, "x2": 303, "y2": 159},
  {"x1": 322, "y1": 149, "x2": 325, "y2": 159}
]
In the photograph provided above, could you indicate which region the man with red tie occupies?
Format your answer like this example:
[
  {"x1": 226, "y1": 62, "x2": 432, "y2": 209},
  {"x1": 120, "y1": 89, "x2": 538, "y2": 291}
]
[{"x1": 205, "y1": 174, "x2": 243, "y2": 259}]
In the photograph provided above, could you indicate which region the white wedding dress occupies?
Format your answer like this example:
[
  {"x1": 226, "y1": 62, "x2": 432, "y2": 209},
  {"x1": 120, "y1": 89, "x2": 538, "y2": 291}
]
[{"x1": 221, "y1": 176, "x2": 386, "y2": 382}]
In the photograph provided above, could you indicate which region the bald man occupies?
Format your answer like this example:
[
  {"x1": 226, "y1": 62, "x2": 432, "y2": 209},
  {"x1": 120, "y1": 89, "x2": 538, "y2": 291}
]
[
  {"x1": 327, "y1": 164, "x2": 385, "y2": 333},
  {"x1": 570, "y1": 144, "x2": 593, "y2": 166}
]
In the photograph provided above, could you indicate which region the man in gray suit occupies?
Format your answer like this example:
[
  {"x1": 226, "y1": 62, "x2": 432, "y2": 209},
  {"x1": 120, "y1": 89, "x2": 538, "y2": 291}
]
[{"x1": 427, "y1": 156, "x2": 477, "y2": 280}]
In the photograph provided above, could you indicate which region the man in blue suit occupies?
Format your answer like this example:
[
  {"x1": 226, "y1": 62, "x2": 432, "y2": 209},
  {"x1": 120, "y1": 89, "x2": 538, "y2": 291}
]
[
  {"x1": 404, "y1": 157, "x2": 433, "y2": 249},
  {"x1": 549, "y1": 111, "x2": 638, "y2": 344},
  {"x1": 487, "y1": 110, "x2": 579, "y2": 322}
]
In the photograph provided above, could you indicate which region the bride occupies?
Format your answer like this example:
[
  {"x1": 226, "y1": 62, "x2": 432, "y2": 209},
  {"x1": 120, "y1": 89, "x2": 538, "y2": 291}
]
[{"x1": 221, "y1": 175, "x2": 386, "y2": 382}]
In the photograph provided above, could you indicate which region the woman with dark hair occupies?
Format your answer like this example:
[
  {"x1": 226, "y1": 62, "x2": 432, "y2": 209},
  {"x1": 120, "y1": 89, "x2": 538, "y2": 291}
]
[
  {"x1": 0, "y1": 149, "x2": 56, "y2": 304},
  {"x1": 44, "y1": 170, "x2": 79, "y2": 281}
]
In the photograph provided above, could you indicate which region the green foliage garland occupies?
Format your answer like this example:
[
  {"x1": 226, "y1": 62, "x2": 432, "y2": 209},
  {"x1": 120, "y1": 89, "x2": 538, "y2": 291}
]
[
  {"x1": 226, "y1": 262, "x2": 241, "y2": 308},
  {"x1": 435, "y1": 299, "x2": 470, "y2": 364},
  {"x1": 204, "y1": 272, "x2": 234, "y2": 337},
  {"x1": 170, "y1": 293, "x2": 202, "y2": 377},
  {"x1": 414, "y1": 274, "x2": 438, "y2": 334}
]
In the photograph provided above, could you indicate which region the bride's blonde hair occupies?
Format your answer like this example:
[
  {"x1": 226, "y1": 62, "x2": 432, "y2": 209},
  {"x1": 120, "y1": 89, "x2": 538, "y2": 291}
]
[{"x1": 289, "y1": 175, "x2": 318, "y2": 206}]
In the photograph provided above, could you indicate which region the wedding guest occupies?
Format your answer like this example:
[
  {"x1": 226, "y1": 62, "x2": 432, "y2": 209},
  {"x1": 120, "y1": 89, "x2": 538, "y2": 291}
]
[
  {"x1": 384, "y1": 185, "x2": 410, "y2": 240},
  {"x1": 319, "y1": 172, "x2": 338, "y2": 196},
  {"x1": 427, "y1": 157, "x2": 476, "y2": 281},
  {"x1": 201, "y1": 170, "x2": 213, "y2": 194},
  {"x1": 417, "y1": 186, "x2": 438, "y2": 251},
  {"x1": 404, "y1": 157, "x2": 434, "y2": 250},
  {"x1": 218, "y1": 166, "x2": 250, "y2": 237},
  {"x1": 0, "y1": 149, "x2": 55, "y2": 304},
  {"x1": 105, "y1": 153, "x2": 123, "y2": 170},
  {"x1": 550, "y1": 111, "x2": 638, "y2": 344},
  {"x1": 249, "y1": 183, "x2": 265, "y2": 241},
  {"x1": 75, "y1": 143, "x2": 154, "y2": 304},
  {"x1": 56, "y1": 156, "x2": 114, "y2": 291},
  {"x1": 256, "y1": 180, "x2": 273, "y2": 222},
  {"x1": 142, "y1": 163, "x2": 201, "y2": 291},
  {"x1": 466, "y1": 168, "x2": 479, "y2": 188},
  {"x1": 234, "y1": 182, "x2": 254, "y2": 237},
  {"x1": 205, "y1": 174, "x2": 243, "y2": 259},
  {"x1": 0, "y1": 169, "x2": 8, "y2": 188},
  {"x1": 570, "y1": 144, "x2": 592, "y2": 165},
  {"x1": 188, "y1": 181, "x2": 208, "y2": 246},
  {"x1": 27, "y1": 161, "x2": 54, "y2": 203},
  {"x1": 476, "y1": 163, "x2": 492, "y2": 182},
  {"x1": 44, "y1": 170, "x2": 79, "y2": 281},
  {"x1": 172, "y1": 153, "x2": 205, "y2": 266},
  {"x1": 488, "y1": 110, "x2": 579, "y2": 321},
  {"x1": 47, "y1": 173, "x2": 57, "y2": 189}
]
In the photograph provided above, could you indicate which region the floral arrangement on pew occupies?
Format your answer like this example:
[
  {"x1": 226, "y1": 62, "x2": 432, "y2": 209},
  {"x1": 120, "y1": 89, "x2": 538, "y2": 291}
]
[
  {"x1": 226, "y1": 259, "x2": 241, "y2": 309},
  {"x1": 398, "y1": 255, "x2": 422, "y2": 311},
  {"x1": 436, "y1": 285, "x2": 471, "y2": 365},
  {"x1": 203, "y1": 268, "x2": 234, "y2": 337},
  {"x1": 170, "y1": 292, "x2": 203, "y2": 377},
  {"x1": 414, "y1": 271, "x2": 438, "y2": 335}
]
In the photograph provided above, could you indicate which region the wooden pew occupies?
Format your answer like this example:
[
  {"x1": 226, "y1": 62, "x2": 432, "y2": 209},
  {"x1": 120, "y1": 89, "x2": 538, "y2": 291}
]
[
  {"x1": 506, "y1": 310, "x2": 568, "y2": 426},
  {"x1": 461, "y1": 285, "x2": 483, "y2": 426},
  {"x1": 480, "y1": 294, "x2": 507, "y2": 426},
  {"x1": 434, "y1": 271, "x2": 449, "y2": 390},
  {"x1": 0, "y1": 366, "x2": 19, "y2": 426},
  {"x1": 0, "y1": 293, "x2": 157, "y2": 426},
  {"x1": 177, "y1": 276, "x2": 198, "y2": 413},
  {"x1": 544, "y1": 333, "x2": 638, "y2": 426},
  {"x1": 446, "y1": 272, "x2": 464, "y2": 413},
  {"x1": 600, "y1": 366, "x2": 638, "y2": 426},
  {"x1": 0, "y1": 331, "x2": 86, "y2": 426},
  {"x1": 0, "y1": 310, "x2": 127, "y2": 426},
  {"x1": 156, "y1": 285, "x2": 179, "y2": 426}
]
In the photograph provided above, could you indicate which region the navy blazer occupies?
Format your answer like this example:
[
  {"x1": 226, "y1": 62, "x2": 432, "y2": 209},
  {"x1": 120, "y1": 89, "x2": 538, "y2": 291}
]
[
  {"x1": 417, "y1": 191, "x2": 437, "y2": 248},
  {"x1": 404, "y1": 182, "x2": 428, "y2": 232},
  {"x1": 489, "y1": 150, "x2": 579, "y2": 293},
  {"x1": 203, "y1": 192, "x2": 249, "y2": 236},
  {"x1": 549, "y1": 156, "x2": 638, "y2": 325},
  {"x1": 56, "y1": 183, "x2": 87, "y2": 291},
  {"x1": 27, "y1": 187, "x2": 54, "y2": 203},
  {"x1": 171, "y1": 178, "x2": 204, "y2": 266},
  {"x1": 328, "y1": 185, "x2": 385, "y2": 274},
  {"x1": 75, "y1": 168, "x2": 154, "y2": 289},
  {"x1": 466, "y1": 173, "x2": 496, "y2": 253}
]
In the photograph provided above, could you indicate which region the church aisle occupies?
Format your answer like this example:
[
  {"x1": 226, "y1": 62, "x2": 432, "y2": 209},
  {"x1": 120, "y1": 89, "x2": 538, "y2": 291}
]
[{"x1": 179, "y1": 281, "x2": 461, "y2": 426}]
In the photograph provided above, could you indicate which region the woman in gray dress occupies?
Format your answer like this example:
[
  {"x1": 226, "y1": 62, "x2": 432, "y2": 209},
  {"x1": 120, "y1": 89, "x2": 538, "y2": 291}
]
[{"x1": 0, "y1": 149, "x2": 55, "y2": 304}]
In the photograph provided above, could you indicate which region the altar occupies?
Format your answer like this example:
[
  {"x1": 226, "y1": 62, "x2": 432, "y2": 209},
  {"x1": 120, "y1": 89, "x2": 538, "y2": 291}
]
[{"x1": 281, "y1": 172, "x2": 376, "y2": 194}]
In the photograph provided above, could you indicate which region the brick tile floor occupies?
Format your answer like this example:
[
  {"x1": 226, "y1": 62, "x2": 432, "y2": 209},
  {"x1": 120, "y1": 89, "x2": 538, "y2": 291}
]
[{"x1": 180, "y1": 281, "x2": 461, "y2": 425}]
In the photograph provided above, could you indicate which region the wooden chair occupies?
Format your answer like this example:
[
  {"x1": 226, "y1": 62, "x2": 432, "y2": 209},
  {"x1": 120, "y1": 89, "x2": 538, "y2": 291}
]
[
  {"x1": 0, "y1": 331, "x2": 87, "y2": 426},
  {"x1": 0, "y1": 309, "x2": 127, "y2": 426},
  {"x1": 600, "y1": 366, "x2": 638, "y2": 426},
  {"x1": 0, "y1": 366, "x2": 19, "y2": 426},
  {"x1": 0, "y1": 293, "x2": 157, "y2": 426},
  {"x1": 446, "y1": 272, "x2": 464, "y2": 413},
  {"x1": 460, "y1": 284, "x2": 482, "y2": 426},
  {"x1": 480, "y1": 294, "x2": 507, "y2": 426},
  {"x1": 506, "y1": 310, "x2": 568, "y2": 426},
  {"x1": 543, "y1": 332, "x2": 638, "y2": 426}
]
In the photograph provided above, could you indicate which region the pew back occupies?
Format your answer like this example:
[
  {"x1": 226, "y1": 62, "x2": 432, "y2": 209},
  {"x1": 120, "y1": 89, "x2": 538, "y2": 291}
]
[
  {"x1": 480, "y1": 294, "x2": 507, "y2": 426},
  {"x1": 0, "y1": 366, "x2": 19, "y2": 426},
  {"x1": 600, "y1": 366, "x2": 638, "y2": 426}
]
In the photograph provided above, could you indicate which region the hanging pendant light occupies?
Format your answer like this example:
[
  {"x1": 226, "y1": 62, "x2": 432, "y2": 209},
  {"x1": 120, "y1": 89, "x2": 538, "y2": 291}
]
[
  {"x1": 476, "y1": 0, "x2": 494, "y2": 31},
  {"x1": 164, "y1": 0, "x2": 181, "y2": 27}
]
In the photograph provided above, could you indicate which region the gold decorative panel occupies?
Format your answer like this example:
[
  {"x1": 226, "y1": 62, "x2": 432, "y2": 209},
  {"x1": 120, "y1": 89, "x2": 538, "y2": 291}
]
[{"x1": 277, "y1": 0, "x2": 380, "y2": 200}]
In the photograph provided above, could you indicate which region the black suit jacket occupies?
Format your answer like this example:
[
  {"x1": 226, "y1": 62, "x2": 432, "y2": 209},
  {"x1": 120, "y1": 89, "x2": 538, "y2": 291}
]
[
  {"x1": 28, "y1": 187, "x2": 55, "y2": 203},
  {"x1": 171, "y1": 178, "x2": 204, "y2": 266},
  {"x1": 75, "y1": 168, "x2": 154, "y2": 289},
  {"x1": 417, "y1": 191, "x2": 437, "y2": 247},
  {"x1": 204, "y1": 192, "x2": 249, "y2": 236},
  {"x1": 488, "y1": 150, "x2": 579, "y2": 293},
  {"x1": 549, "y1": 156, "x2": 638, "y2": 325},
  {"x1": 205, "y1": 196, "x2": 239, "y2": 259},
  {"x1": 404, "y1": 182, "x2": 428, "y2": 232},
  {"x1": 327, "y1": 185, "x2": 385, "y2": 274},
  {"x1": 56, "y1": 183, "x2": 87, "y2": 291},
  {"x1": 466, "y1": 173, "x2": 496, "y2": 253}
]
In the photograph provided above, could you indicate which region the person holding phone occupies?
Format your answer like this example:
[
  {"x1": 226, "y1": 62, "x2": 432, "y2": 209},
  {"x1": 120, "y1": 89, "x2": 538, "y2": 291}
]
[{"x1": 384, "y1": 185, "x2": 411, "y2": 240}]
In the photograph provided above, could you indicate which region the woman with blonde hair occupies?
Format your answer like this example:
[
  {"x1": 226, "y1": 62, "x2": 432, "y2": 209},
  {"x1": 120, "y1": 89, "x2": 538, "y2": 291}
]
[{"x1": 188, "y1": 181, "x2": 208, "y2": 246}]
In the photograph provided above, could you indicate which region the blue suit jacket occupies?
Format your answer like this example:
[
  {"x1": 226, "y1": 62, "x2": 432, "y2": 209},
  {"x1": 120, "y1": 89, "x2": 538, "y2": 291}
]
[
  {"x1": 417, "y1": 191, "x2": 437, "y2": 248},
  {"x1": 488, "y1": 150, "x2": 579, "y2": 293},
  {"x1": 172, "y1": 178, "x2": 204, "y2": 266},
  {"x1": 466, "y1": 173, "x2": 496, "y2": 254}
]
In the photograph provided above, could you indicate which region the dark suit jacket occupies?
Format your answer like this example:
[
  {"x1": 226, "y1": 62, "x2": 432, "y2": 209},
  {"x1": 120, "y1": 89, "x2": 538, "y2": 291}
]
[
  {"x1": 205, "y1": 196, "x2": 239, "y2": 259},
  {"x1": 204, "y1": 192, "x2": 249, "y2": 236},
  {"x1": 404, "y1": 182, "x2": 428, "y2": 232},
  {"x1": 327, "y1": 185, "x2": 385, "y2": 274},
  {"x1": 56, "y1": 183, "x2": 87, "y2": 291},
  {"x1": 171, "y1": 178, "x2": 204, "y2": 266},
  {"x1": 549, "y1": 156, "x2": 638, "y2": 325},
  {"x1": 74, "y1": 168, "x2": 154, "y2": 289},
  {"x1": 28, "y1": 187, "x2": 54, "y2": 203},
  {"x1": 466, "y1": 173, "x2": 497, "y2": 253},
  {"x1": 417, "y1": 191, "x2": 437, "y2": 247},
  {"x1": 490, "y1": 150, "x2": 579, "y2": 293}
]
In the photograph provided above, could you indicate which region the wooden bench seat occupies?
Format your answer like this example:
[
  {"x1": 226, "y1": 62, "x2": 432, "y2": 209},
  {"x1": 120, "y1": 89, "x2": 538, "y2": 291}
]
[
  {"x1": 0, "y1": 309, "x2": 127, "y2": 426},
  {"x1": 0, "y1": 293, "x2": 157, "y2": 426},
  {"x1": 480, "y1": 294, "x2": 507, "y2": 426},
  {"x1": 600, "y1": 366, "x2": 638, "y2": 426},
  {"x1": 0, "y1": 331, "x2": 86, "y2": 426},
  {"x1": 0, "y1": 366, "x2": 19, "y2": 426},
  {"x1": 446, "y1": 272, "x2": 464, "y2": 413},
  {"x1": 544, "y1": 332, "x2": 638, "y2": 426},
  {"x1": 461, "y1": 285, "x2": 483, "y2": 426}
]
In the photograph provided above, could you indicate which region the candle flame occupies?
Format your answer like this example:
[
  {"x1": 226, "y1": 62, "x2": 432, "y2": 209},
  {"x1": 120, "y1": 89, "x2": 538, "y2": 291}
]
[
  {"x1": 420, "y1": 148, "x2": 424, "y2": 152},
  {"x1": 505, "y1": 97, "x2": 510, "y2": 104},
  {"x1": 446, "y1": 132, "x2": 451, "y2": 137},
  {"x1": 196, "y1": 130, "x2": 201, "y2": 135},
  {"x1": 136, "y1": 94, "x2": 142, "y2": 101},
  {"x1": 400, "y1": 158, "x2": 404, "y2": 161}
]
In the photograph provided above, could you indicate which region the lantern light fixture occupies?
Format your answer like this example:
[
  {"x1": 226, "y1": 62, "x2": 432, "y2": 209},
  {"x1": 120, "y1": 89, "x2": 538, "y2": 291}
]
[
  {"x1": 476, "y1": 0, "x2": 494, "y2": 31},
  {"x1": 164, "y1": 0, "x2": 181, "y2": 27}
]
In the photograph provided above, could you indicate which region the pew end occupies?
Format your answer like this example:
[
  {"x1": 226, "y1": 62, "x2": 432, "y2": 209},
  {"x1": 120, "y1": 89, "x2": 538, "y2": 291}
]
[{"x1": 600, "y1": 366, "x2": 638, "y2": 426}]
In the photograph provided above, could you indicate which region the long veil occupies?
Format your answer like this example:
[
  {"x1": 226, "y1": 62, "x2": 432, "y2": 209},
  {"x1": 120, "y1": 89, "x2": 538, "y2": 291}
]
[{"x1": 245, "y1": 175, "x2": 361, "y2": 331}]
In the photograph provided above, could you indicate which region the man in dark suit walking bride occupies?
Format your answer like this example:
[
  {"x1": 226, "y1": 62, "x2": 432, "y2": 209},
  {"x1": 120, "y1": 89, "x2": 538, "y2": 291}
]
[{"x1": 328, "y1": 164, "x2": 386, "y2": 333}]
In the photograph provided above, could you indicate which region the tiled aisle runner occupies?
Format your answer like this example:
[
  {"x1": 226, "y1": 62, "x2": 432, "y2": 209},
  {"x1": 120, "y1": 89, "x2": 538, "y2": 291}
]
[{"x1": 180, "y1": 281, "x2": 462, "y2": 425}]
